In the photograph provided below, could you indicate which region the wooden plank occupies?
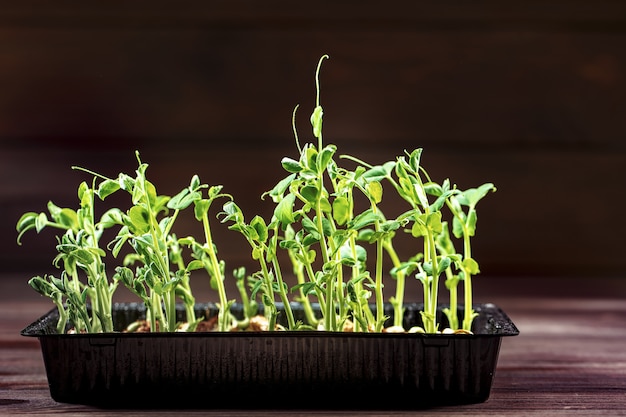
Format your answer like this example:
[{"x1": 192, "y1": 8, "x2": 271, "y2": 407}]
[{"x1": 1, "y1": 278, "x2": 625, "y2": 415}]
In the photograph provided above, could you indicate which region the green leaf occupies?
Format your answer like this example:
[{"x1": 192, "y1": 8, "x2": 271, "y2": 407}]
[
  {"x1": 407, "y1": 148, "x2": 423, "y2": 173},
  {"x1": 194, "y1": 199, "x2": 211, "y2": 221},
  {"x1": 100, "y1": 208, "x2": 124, "y2": 228},
  {"x1": 274, "y1": 193, "x2": 296, "y2": 228},
  {"x1": 110, "y1": 227, "x2": 130, "y2": 257},
  {"x1": 220, "y1": 200, "x2": 244, "y2": 225},
  {"x1": 452, "y1": 215, "x2": 464, "y2": 239},
  {"x1": 317, "y1": 144, "x2": 336, "y2": 172},
  {"x1": 208, "y1": 185, "x2": 224, "y2": 199},
  {"x1": 299, "y1": 169, "x2": 318, "y2": 181},
  {"x1": 28, "y1": 276, "x2": 55, "y2": 297},
  {"x1": 169, "y1": 189, "x2": 200, "y2": 210},
  {"x1": 71, "y1": 248, "x2": 95, "y2": 265},
  {"x1": 411, "y1": 220, "x2": 427, "y2": 238},
  {"x1": 463, "y1": 257, "x2": 480, "y2": 274},
  {"x1": 57, "y1": 208, "x2": 79, "y2": 230},
  {"x1": 319, "y1": 196, "x2": 332, "y2": 213},
  {"x1": 363, "y1": 161, "x2": 395, "y2": 182},
  {"x1": 292, "y1": 281, "x2": 316, "y2": 297},
  {"x1": 310, "y1": 105, "x2": 323, "y2": 139},
  {"x1": 302, "y1": 233, "x2": 320, "y2": 247},
  {"x1": 366, "y1": 181, "x2": 383, "y2": 204},
  {"x1": 301, "y1": 216, "x2": 319, "y2": 236},
  {"x1": 356, "y1": 228, "x2": 376, "y2": 243},
  {"x1": 339, "y1": 256, "x2": 356, "y2": 267},
  {"x1": 435, "y1": 222, "x2": 456, "y2": 254},
  {"x1": 190, "y1": 174, "x2": 201, "y2": 191},
  {"x1": 301, "y1": 185, "x2": 319, "y2": 204},
  {"x1": 426, "y1": 211, "x2": 443, "y2": 233},
  {"x1": 398, "y1": 177, "x2": 415, "y2": 202},
  {"x1": 77, "y1": 181, "x2": 89, "y2": 204},
  {"x1": 162, "y1": 276, "x2": 182, "y2": 293},
  {"x1": 152, "y1": 194, "x2": 170, "y2": 214},
  {"x1": 281, "y1": 157, "x2": 302, "y2": 173},
  {"x1": 320, "y1": 216, "x2": 333, "y2": 237},
  {"x1": 97, "y1": 179, "x2": 121, "y2": 200},
  {"x1": 380, "y1": 219, "x2": 400, "y2": 234},
  {"x1": 35, "y1": 212, "x2": 48, "y2": 233},
  {"x1": 466, "y1": 208, "x2": 478, "y2": 236},
  {"x1": 350, "y1": 209, "x2": 381, "y2": 231},
  {"x1": 279, "y1": 239, "x2": 300, "y2": 250},
  {"x1": 113, "y1": 266, "x2": 135, "y2": 287},
  {"x1": 51, "y1": 276, "x2": 66, "y2": 292},
  {"x1": 438, "y1": 256, "x2": 452, "y2": 274},
  {"x1": 444, "y1": 276, "x2": 460, "y2": 290},
  {"x1": 340, "y1": 243, "x2": 367, "y2": 263},
  {"x1": 265, "y1": 174, "x2": 296, "y2": 203},
  {"x1": 422, "y1": 261, "x2": 433, "y2": 276},
  {"x1": 186, "y1": 259, "x2": 205, "y2": 272},
  {"x1": 332, "y1": 196, "x2": 350, "y2": 225},
  {"x1": 415, "y1": 182, "x2": 429, "y2": 209},
  {"x1": 128, "y1": 206, "x2": 150, "y2": 233},
  {"x1": 390, "y1": 261, "x2": 418, "y2": 278},
  {"x1": 141, "y1": 266, "x2": 156, "y2": 288},
  {"x1": 424, "y1": 182, "x2": 443, "y2": 197},
  {"x1": 304, "y1": 146, "x2": 318, "y2": 170},
  {"x1": 458, "y1": 183, "x2": 496, "y2": 207},
  {"x1": 118, "y1": 173, "x2": 135, "y2": 192},
  {"x1": 46, "y1": 201, "x2": 61, "y2": 219},
  {"x1": 261, "y1": 293, "x2": 275, "y2": 308},
  {"x1": 16, "y1": 212, "x2": 37, "y2": 232},
  {"x1": 16, "y1": 212, "x2": 37, "y2": 243},
  {"x1": 250, "y1": 216, "x2": 268, "y2": 243},
  {"x1": 144, "y1": 180, "x2": 158, "y2": 206}
]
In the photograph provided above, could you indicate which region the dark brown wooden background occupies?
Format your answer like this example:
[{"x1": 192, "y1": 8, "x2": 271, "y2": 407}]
[{"x1": 1, "y1": 0, "x2": 625, "y2": 282}]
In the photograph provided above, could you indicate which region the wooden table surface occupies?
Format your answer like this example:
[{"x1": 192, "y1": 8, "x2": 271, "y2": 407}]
[{"x1": 1, "y1": 275, "x2": 625, "y2": 416}]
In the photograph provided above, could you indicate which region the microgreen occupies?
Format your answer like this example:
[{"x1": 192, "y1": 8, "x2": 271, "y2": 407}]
[
  {"x1": 17, "y1": 151, "x2": 232, "y2": 333},
  {"x1": 17, "y1": 180, "x2": 119, "y2": 333},
  {"x1": 17, "y1": 55, "x2": 495, "y2": 334},
  {"x1": 259, "y1": 55, "x2": 495, "y2": 332}
]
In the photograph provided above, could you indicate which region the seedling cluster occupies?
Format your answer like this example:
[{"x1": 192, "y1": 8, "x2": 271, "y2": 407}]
[{"x1": 17, "y1": 56, "x2": 494, "y2": 334}]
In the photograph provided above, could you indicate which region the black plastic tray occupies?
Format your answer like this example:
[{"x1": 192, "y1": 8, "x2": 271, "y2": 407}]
[{"x1": 22, "y1": 302, "x2": 518, "y2": 408}]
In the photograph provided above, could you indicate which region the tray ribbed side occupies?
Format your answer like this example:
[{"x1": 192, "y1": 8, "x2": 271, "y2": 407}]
[
  {"x1": 40, "y1": 332, "x2": 502, "y2": 407},
  {"x1": 26, "y1": 303, "x2": 515, "y2": 408}
]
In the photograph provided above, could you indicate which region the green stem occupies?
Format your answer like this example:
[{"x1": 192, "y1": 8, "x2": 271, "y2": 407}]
[
  {"x1": 302, "y1": 253, "x2": 327, "y2": 317},
  {"x1": 348, "y1": 234, "x2": 366, "y2": 332},
  {"x1": 324, "y1": 267, "x2": 336, "y2": 331},
  {"x1": 290, "y1": 252, "x2": 318, "y2": 327},
  {"x1": 426, "y1": 231, "x2": 440, "y2": 333},
  {"x1": 137, "y1": 176, "x2": 173, "y2": 331},
  {"x1": 258, "y1": 253, "x2": 278, "y2": 331},
  {"x1": 447, "y1": 279, "x2": 458, "y2": 330},
  {"x1": 150, "y1": 292, "x2": 162, "y2": 332},
  {"x1": 202, "y1": 213, "x2": 229, "y2": 332},
  {"x1": 462, "y1": 232, "x2": 475, "y2": 331},
  {"x1": 174, "y1": 253, "x2": 197, "y2": 327},
  {"x1": 314, "y1": 176, "x2": 335, "y2": 330},
  {"x1": 383, "y1": 239, "x2": 405, "y2": 328},
  {"x1": 374, "y1": 229, "x2": 385, "y2": 332},
  {"x1": 54, "y1": 298, "x2": 68, "y2": 334},
  {"x1": 234, "y1": 271, "x2": 254, "y2": 328},
  {"x1": 271, "y1": 255, "x2": 295, "y2": 329},
  {"x1": 165, "y1": 290, "x2": 177, "y2": 332},
  {"x1": 178, "y1": 285, "x2": 196, "y2": 327}
]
